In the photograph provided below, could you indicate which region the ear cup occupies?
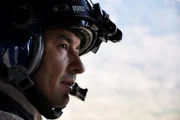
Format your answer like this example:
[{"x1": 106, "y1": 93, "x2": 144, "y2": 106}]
[
  {"x1": 27, "y1": 34, "x2": 44, "y2": 75},
  {"x1": 11, "y1": 4, "x2": 35, "y2": 30}
]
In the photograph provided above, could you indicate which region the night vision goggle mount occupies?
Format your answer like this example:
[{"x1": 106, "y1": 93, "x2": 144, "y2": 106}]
[{"x1": 93, "y1": 3, "x2": 122, "y2": 43}]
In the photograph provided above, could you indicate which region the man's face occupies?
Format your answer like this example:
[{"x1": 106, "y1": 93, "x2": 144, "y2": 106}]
[{"x1": 33, "y1": 28, "x2": 85, "y2": 108}]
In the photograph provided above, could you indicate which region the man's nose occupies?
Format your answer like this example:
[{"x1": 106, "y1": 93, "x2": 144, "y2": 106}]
[{"x1": 69, "y1": 52, "x2": 85, "y2": 74}]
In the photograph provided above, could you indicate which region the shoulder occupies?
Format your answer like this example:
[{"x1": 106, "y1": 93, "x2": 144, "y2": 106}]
[
  {"x1": 0, "y1": 80, "x2": 42, "y2": 120},
  {"x1": 0, "y1": 110, "x2": 24, "y2": 120}
]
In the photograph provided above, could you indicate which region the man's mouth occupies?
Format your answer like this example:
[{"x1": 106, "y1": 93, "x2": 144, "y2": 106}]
[{"x1": 61, "y1": 80, "x2": 75, "y2": 92}]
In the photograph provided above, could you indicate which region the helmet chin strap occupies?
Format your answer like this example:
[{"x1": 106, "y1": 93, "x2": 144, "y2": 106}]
[{"x1": 8, "y1": 65, "x2": 63, "y2": 119}]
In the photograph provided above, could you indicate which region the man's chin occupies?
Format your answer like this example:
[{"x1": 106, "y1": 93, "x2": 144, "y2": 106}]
[{"x1": 54, "y1": 95, "x2": 70, "y2": 108}]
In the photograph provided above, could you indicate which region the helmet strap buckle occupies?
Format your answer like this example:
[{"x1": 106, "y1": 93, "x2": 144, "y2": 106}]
[{"x1": 8, "y1": 65, "x2": 34, "y2": 91}]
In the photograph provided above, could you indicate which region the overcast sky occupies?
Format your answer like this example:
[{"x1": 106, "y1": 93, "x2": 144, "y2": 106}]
[{"x1": 60, "y1": 0, "x2": 180, "y2": 120}]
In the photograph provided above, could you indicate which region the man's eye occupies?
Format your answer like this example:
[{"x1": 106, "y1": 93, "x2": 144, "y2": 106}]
[{"x1": 59, "y1": 44, "x2": 68, "y2": 50}]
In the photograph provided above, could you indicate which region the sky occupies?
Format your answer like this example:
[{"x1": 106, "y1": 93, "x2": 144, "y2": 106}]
[{"x1": 59, "y1": 0, "x2": 180, "y2": 120}]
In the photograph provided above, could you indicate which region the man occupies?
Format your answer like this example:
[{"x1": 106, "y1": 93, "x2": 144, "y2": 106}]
[{"x1": 0, "y1": 0, "x2": 122, "y2": 120}]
